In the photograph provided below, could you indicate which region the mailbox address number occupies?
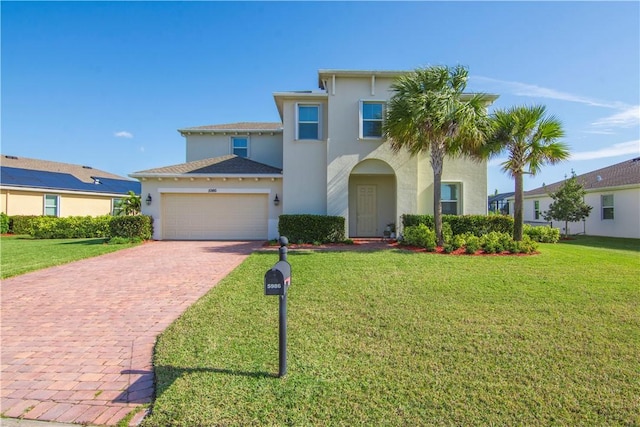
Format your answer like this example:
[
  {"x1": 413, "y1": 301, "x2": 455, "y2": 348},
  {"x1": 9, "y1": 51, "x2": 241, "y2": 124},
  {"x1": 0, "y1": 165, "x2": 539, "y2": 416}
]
[{"x1": 266, "y1": 283, "x2": 282, "y2": 289}]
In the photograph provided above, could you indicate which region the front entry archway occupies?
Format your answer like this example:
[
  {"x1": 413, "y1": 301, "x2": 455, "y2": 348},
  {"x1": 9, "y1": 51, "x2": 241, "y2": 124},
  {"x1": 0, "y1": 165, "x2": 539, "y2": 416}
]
[{"x1": 348, "y1": 159, "x2": 396, "y2": 238}]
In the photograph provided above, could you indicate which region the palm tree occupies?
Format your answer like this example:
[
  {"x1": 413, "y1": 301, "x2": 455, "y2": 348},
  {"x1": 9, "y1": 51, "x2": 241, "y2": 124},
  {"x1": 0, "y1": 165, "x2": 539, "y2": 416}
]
[
  {"x1": 383, "y1": 65, "x2": 491, "y2": 246},
  {"x1": 483, "y1": 105, "x2": 569, "y2": 241}
]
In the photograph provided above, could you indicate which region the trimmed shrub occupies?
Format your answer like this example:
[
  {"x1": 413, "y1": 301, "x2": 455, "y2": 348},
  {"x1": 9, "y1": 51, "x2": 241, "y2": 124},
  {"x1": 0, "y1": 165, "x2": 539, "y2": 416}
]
[
  {"x1": 30, "y1": 215, "x2": 112, "y2": 239},
  {"x1": 10, "y1": 215, "x2": 39, "y2": 235},
  {"x1": 109, "y1": 215, "x2": 153, "y2": 240},
  {"x1": 278, "y1": 214, "x2": 345, "y2": 244},
  {"x1": 401, "y1": 214, "x2": 514, "y2": 237},
  {"x1": 480, "y1": 231, "x2": 512, "y2": 254},
  {"x1": 402, "y1": 224, "x2": 436, "y2": 251},
  {"x1": 464, "y1": 235, "x2": 481, "y2": 254},
  {"x1": 524, "y1": 224, "x2": 560, "y2": 243},
  {"x1": 0, "y1": 212, "x2": 9, "y2": 234}
]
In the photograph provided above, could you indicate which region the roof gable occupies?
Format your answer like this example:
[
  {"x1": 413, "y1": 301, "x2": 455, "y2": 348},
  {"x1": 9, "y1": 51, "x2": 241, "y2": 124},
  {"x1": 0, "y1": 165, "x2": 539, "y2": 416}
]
[
  {"x1": 131, "y1": 155, "x2": 282, "y2": 176},
  {"x1": 525, "y1": 157, "x2": 640, "y2": 196}
]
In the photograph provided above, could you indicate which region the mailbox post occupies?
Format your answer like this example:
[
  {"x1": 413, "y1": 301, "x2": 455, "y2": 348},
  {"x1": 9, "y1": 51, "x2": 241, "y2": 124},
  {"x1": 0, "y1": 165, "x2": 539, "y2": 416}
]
[{"x1": 264, "y1": 236, "x2": 290, "y2": 377}]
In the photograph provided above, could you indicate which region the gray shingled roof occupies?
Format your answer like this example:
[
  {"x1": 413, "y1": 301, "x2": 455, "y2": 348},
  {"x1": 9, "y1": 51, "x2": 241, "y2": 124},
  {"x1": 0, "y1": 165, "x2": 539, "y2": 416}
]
[
  {"x1": 131, "y1": 155, "x2": 282, "y2": 176},
  {"x1": 0, "y1": 154, "x2": 130, "y2": 183},
  {"x1": 525, "y1": 157, "x2": 640, "y2": 196},
  {"x1": 179, "y1": 122, "x2": 283, "y2": 132}
]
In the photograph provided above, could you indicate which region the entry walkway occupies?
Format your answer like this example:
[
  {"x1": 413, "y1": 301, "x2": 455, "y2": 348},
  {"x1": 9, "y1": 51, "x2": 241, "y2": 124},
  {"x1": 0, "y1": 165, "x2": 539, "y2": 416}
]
[{"x1": 1, "y1": 241, "x2": 260, "y2": 426}]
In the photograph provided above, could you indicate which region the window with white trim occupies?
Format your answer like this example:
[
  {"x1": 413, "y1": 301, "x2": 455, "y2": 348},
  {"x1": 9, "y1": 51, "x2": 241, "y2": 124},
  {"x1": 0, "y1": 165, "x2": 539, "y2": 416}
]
[
  {"x1": 601, "y1": 194, "x2": 614, "y2": 220},
  {"x1": 441, "y1": 183, "x2": 461, "y2": 215},
  {"x1": 296, "y1": 104, "x2": 320, "y2": 140},
  {"x1": 231, "y1": 136, "x2": 249, "y2": 158},
  {"x1": 112, "y1": 198, "x2": 123, "y2": 216},
  {"x1": 534, "y1": 200, "x2": 540, "y2": 220},
  {"x1": 44, "y1": 194, "x2": 59, "y2": 217},
  {"x1": 359, "y1": 101, "x2": 384, "y2": 138}
]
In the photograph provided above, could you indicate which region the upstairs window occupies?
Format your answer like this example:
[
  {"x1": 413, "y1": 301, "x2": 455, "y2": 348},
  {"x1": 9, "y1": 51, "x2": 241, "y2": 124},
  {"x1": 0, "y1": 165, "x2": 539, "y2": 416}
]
[
  {"x1": 601, "y1": 194, "x2": 614, "y2": 220},
  {"x1": 296, "y1": 104, "x2": 320, "y2": 140},
  {"x1": 360, "y1": 101, "x2": 384, "y2": 138},
  {"x1": 232, "y1": 137, "x2": 249, "y2": 158},
  {"x1": 44, "y1": 194, "x2": 59, "y2": 217},
  {"x1": 441, "y1": 183, "x2": 460, "y2": 215}
]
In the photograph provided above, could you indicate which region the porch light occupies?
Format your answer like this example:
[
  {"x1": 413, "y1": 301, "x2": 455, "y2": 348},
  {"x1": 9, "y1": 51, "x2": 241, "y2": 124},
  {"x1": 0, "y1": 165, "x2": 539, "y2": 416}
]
[
  {"x1": 145, "y1": 193, "x2": 152, "y2": 206},
  {"x1": 273, "y1": 194, "x2": 280, "y2": 206}
]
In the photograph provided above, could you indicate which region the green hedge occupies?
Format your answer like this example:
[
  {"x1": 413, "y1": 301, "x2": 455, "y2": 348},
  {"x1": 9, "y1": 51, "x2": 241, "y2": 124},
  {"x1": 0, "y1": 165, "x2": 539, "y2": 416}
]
[
  {"x1": 523, "y1": 224, "x2": 560, "y2": 243},
  {"x1": 402, "y1": 224, "x2": 436, "y2": 251},
  {"x1": 278, "y1": 214, "x2": 345, "y2": 244},
  {"x1": 0, "y1": 212, "x2": 9, "y2": 234},
  {"x1": 29, "y1": 215, "x2": 112, "y2": 239},
  {"x1": 401, "y1": 214, "x2": 514, "y2": 236},
  {"x1": 6, "y1": 214, "x2": 153, "y2": 240},
  {"x1": 109, "y1": 215, "x2": 153, "y2": 240},
  {"x1": 10, "y1": 215, "x2": 39, "y2": 235}
]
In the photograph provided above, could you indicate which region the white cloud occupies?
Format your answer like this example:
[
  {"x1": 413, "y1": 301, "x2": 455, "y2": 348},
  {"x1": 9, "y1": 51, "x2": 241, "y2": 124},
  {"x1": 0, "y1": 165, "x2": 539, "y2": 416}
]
[
  {"x1": 471, "y1": 76, "x2": 628, "y2": 109},
  {"x1": 114, "y1": 131, "x2": 133, "y2": 138},
  {"x1": 570, "y1": 140, "x2": 640, "y2": 161},
  {"x1": 591, "y1": 105, "x2": 640, "y2": 128}
]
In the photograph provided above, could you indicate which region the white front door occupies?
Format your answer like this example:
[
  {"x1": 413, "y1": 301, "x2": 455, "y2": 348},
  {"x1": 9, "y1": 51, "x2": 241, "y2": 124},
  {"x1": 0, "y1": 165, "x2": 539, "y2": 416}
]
[{"x1": 356, "y1": 185, "x2": 377, "y2": 236}]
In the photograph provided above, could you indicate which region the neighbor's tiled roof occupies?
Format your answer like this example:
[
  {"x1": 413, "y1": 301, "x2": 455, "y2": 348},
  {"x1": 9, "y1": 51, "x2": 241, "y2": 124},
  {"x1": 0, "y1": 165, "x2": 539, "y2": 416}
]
[
  {"x1": 525, "y1": 157, "x2": 640, "y2": 196},
  {"x1": 179, "y1": 122, "x2": 283, "y2": 132},
  {"x1": 0, "y1": 154, "x2": 140, "y2": 194},
  {"x1": 132, "y1": 155, "x2": 282, "y2": 176}
]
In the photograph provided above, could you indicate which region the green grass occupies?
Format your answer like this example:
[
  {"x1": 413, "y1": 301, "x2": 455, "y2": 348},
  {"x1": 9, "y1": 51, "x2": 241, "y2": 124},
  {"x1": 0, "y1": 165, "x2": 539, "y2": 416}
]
[
  {"x1": 145, "y1": 239, "x2": 640, "y2": 426},
  {"x1": 0, "y1": 235, "x2": 140, "y2": 278}
]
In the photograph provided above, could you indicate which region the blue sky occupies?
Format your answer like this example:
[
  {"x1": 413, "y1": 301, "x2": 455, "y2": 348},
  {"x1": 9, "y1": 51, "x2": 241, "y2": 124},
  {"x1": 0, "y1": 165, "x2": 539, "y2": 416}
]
[{"x1": 2, "y1": 1, "x2": 639, "y2": 194}]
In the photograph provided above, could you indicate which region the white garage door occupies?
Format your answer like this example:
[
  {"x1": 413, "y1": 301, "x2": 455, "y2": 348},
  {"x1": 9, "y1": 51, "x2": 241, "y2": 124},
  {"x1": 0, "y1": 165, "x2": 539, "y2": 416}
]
[{"x1": 162, "y1": 193, "x2": 268, "y2": 240}]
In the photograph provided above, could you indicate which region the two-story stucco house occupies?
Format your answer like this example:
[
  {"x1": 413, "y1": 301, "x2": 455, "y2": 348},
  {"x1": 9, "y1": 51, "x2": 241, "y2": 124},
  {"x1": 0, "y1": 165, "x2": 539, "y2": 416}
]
[{"x1": 131, "y1": 69, "x2": 498, "y2": 241}]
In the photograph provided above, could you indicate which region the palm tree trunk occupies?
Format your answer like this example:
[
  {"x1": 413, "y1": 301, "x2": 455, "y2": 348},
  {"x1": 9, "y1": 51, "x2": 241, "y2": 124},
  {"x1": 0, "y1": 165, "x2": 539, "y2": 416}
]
[
  {"x1": 431, "y1": 147, "x2": 444, "y2": 246},
  {"x1": 514, "y1": 171, "x2": 524, "y2": 241}
]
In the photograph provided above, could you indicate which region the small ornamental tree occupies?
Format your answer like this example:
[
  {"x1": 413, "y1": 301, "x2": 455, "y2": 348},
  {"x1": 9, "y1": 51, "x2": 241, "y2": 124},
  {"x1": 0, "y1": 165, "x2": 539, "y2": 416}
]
[
  {"x1": 543, "y1": 171, "x2": 592, "y2": 238},
  {"x1": 115, "y1": 191, "x2": 141, "y2": 216}
]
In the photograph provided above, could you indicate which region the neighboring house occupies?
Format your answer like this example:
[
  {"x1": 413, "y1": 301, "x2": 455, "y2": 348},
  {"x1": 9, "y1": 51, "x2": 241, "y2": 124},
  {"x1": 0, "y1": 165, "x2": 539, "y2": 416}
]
[
  {"x1": 513, "y1": 157, "x2": 640, "y2": 238},
  {"x1": 1, "y1": 155, "x2": 141, "y2": 217},
  {"x1": 488, "y1": 192, "x2": 514, "y2": 215},
  {"x1": 131, "y1": 69, "x2": 498, "y2": 241}
]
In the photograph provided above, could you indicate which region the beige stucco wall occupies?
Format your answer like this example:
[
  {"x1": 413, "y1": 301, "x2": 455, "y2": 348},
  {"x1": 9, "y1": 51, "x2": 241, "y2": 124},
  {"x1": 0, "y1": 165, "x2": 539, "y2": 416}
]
[
  {"x1": 1, "y1": 189, "x2": 115, "y2": 217},
  {"x1": 280, "y1": 97, "x2": 328, "y2": 215},
  {"x1": 321, "y1": 73, "x2": 488, "y2": 236},
  {"x1": 139, "y1": 176, "x2": 283, "y2": 240},
  {"x1": 523, "y1": 185, "x2": 640, "y2": 238},
  {"x1": 185, "y1": 133, "x2": 283, "y2": 169}
]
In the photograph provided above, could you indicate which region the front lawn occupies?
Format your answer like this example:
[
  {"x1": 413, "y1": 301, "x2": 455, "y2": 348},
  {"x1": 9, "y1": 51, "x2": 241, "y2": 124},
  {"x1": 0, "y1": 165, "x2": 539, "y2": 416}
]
[
  {"x1": 0, "y1": 235, "x2": 140, "y2": 279},
  {"x1": 145, "y1": 240, "x2": 640, "y2": 426}
]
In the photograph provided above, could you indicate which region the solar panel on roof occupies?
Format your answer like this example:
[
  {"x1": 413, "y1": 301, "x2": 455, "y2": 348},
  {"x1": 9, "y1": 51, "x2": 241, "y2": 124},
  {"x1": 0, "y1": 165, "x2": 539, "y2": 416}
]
[{"x1": 1, "y1": 167, "x2": 140, "y2": 195}]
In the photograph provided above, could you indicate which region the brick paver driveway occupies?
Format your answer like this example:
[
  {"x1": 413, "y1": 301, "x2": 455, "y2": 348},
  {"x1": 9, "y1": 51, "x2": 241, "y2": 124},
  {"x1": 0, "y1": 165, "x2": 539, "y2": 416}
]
[{"x1": 1, "y1": 241, "x2": 260, "y2": 425}]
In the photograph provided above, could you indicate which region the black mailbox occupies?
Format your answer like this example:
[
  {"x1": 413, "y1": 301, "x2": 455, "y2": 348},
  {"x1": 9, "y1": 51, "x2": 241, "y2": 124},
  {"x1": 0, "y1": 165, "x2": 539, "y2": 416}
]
[{"x1": 264, "y1": 261, "x2": 291, "y2": 296}]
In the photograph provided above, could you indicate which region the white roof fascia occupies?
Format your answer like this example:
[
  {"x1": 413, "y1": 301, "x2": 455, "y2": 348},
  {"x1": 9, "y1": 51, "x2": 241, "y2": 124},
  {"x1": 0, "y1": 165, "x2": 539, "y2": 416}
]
[
  {"x1": 0, "y1": 185, "x2": 133, "y2": 197},
  {"x1": 272, "y1": 92, "x2": 328, "y2": 120},
  {"x1": 129, "y1": 173, "x2": 283, "y2": 180},
  {"x1": 177, "y1": 127, "x2": 283, "y2": 135}
]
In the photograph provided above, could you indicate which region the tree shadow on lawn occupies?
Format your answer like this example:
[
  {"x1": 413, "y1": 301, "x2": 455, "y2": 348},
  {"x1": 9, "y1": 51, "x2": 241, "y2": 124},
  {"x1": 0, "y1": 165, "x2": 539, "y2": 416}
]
[{"x1": 59, "y1": 238, "x2": 109, "y2": 245}]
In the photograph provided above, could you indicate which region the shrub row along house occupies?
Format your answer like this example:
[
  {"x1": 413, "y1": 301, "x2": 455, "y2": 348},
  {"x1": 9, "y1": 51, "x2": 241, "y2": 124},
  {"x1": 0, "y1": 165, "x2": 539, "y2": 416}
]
[
  {"x1": 0, "y1": 155, "x2": 140, "y2": 217},
  {"x1": 515, "y1": 157, "x2": 640, "y2": 239},
  {"x1": 131, "y1": 69, "x2": 498, "y2": 240}
]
